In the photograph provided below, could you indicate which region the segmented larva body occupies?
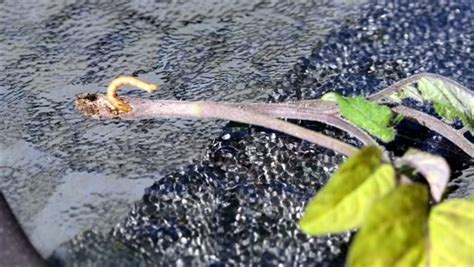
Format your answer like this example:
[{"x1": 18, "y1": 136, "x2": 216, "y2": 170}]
[{"x1": 106, "y1": 76, "x2": 158, "y2": 112}]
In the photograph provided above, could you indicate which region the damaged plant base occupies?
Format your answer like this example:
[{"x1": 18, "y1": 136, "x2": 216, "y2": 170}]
[
  {"x1": 76, "y1": 92, "x2": 359, "y2": 156},
  {"x1": 76, "y1": 75, "x2": 361, "y2": 156}
]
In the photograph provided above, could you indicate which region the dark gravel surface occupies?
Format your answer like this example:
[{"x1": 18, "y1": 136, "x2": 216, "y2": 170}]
[{"x1": 48, "y1": 0, "x2": 473, "y2": 266}]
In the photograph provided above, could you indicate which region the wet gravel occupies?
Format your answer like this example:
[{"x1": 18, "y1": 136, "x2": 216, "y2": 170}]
[
  {"x1": 270, "y1": 0, "x2": 473, "y2": 103},
  {"x1": 51, "y1": 130, "x2": 350, "y2": 266},
  {"x1": 48, "y1": 0, "x2": 473, "y2": 266}
]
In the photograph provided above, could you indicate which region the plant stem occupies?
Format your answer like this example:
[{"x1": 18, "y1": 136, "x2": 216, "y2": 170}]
[
  {"x1": 78, "y1": 96, "x2": 377, "y2": 146},
  {"x1": 391, "y1": 106, "x2": 474, "y2": 157},
  {"x1": 296, "y1": 72, "x2": 473, "y2": 157},
  {"x1": 368, "y1": 72, "x2": 472, "y2": 102},
  {"x1": 458, "y1": 127, "x2": 469, "y2": 135},
  {"x1": 77, "y1": 95, "x2": 358, "y2": 156},
  {"x1": 289, "y1": 99, "x2": 473, "y2": 157},
  {"x1": 199, "y1": 102, "x2": 359, "y2": 156},
  {"x1": 77, "y1": 72, "x2": 472, "y2": 157},
  {"x1": 204, "y1": 101, "x2": 376, "y2": 146}
]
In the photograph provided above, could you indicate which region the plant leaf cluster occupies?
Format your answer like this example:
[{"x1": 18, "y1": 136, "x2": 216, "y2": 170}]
[
  {"x1": 77, "y1": 73, "x2": 474, "y2": 266},
  {"x1": 299, "y1": 146, "x2": 474, "y2": 267},
  {"x1": 390, "y1": 76, "x2": 474, "y2": 134},
  {"x1": 321, "y1": 75, "x2": 472, "y2": 154}
]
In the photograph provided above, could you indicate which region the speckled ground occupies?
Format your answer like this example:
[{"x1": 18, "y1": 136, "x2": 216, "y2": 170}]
[{"x1": 47, "y1": 0, "x2": 473, "y2": 266}]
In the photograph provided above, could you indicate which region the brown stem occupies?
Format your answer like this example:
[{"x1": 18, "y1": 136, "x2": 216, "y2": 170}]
[
  {"x1": 76, "y1": 95, "x2": 358, "y2": 156},
  {"x1": 458, "y1": 127, "x2": 469, "y2": 135},
  {"x1": 295, "y1": 72, "x2": 473, "y2": 157},
  {"x1": 199, "y1": 102, "x2": 358, "y2": 156},
  {"x1": 368, "y1": 72, "x2": 472, "y2": 102},
  {"x1": 392, "y1": 105, "x2": 473, "y2": 157},
  {"x1": 77, "y1": 73, "x2": 472, "y2": 157},
  {"x1": 289, "y1": 99, "x2": 473, "y2": 157},
  {"x1": 211, "y1": 102, "x2": 377, "y2": 146}
]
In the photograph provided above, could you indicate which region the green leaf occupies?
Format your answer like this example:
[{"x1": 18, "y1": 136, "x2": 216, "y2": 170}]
[
  {"x1": 433, "y1": 102, "x2": 458, "y2": 122},
  {"x1": 348, "y1": 184, "x2": 429, "y2": 267},
  {"x1": 326, "y1": 93, "x2": 399, "y2": 142},
  {"x1": 392, "y1": 112, "x2": 405, "y2": 126},
  {"x1": 299, "y1": 146, "x2": 396, "y2": 235},
  {"x1": 390, "y1": 85, "x2": 424, "y2": 103},
  {"x1": 399, "y1": 77, "x2": 474, "y2": 134},
  {"x1": 428, "y1": 199, "x2": 474, "y2": 266},
  {"x1": 397, "y1": 149, "x2": 450, "y2": 202}
]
